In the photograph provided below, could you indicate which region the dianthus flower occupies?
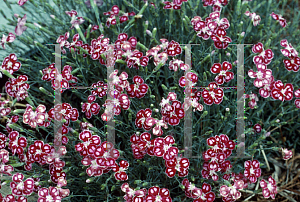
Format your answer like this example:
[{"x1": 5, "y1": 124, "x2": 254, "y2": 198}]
[
  {"x1": 270, "y1": 12, "x2": 287, "y2": 27},
  {"x1": 1, "y1": 33, "x2": 16, "y2": 50},
  {"x1": 5, "y1": 75, "x2": 30, "y2": 101},
  {"x1": 260, "y1": 176, "x2": 278, "y2": 199}
]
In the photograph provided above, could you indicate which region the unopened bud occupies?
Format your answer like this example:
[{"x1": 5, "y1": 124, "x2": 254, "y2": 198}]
[
  {"x1": 161, "y1": 84, "x2": 168, "y2": 91},
  {"x1": 50, "y1": 15, "x2": 55, "y2": 19},
  {"x1": 240, "y1": 32, "x2": 245, "y2": 36},
  {"x1": 237, "y1": 142, "x2": 245, "y2": 148},
  {"x1": 226, "y1": 108, "x2": 230, "y2": 111},
  {"x1": 265, "y1": 132, "x2": 270, "y2": 137},
  {"x1": 201, "y1": 111, "x2": 208, "y2": 118},
  {"x1": 34, "y1": 23, "x2": 41, "y2": 28},
  {"x1": 146, "y1": 30, "x2": 152, "y2": 37},
  {"x1": 134, "y1": 180, "x2": 142, "y2": 184},
  {"x1": 276, "y1": 119, "x2": 280, "y2": 123}
]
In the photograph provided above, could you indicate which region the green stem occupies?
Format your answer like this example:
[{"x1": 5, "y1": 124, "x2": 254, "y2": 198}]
[{"x1": 90, "y1": 0, "x2": 103, "y2": 34}]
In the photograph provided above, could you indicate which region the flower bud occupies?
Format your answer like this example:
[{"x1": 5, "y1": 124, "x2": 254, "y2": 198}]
[
  {"x1": 201, "y1": 111, "x2": 208, "y2": 118},
  {"x1": 39, "y1": 87, "x2": 53, "y2": 96},
  {"x1": 161, "y1": 84, "x2": 168, "y2": 91},
  {"x1": 156, "y1": 71, "x2": 160, "y2": 78},
  {"x1": 152, "y1": 28, "x2": 157, "y2": 39},
  {"x1": 13, "y1": 109, "x2": 25, "y2": 114},
  {"x1": 203, "y1": 72, "x2": 207, "y2": 81},
  {"x1": 146, "y1": 30, "x2": 152, "y2": 37},
  {"x1": 226, "y1": 108, "x2": 230, "y2": 111},
  {"x1": 237, "y1": 142, "x2": 245, "y2": 148},
  {"x1": 183, "y1": 18, "x2": 189, "y2": 31},
  {"x1": 150, "y1": 95, "x2": 155, "y2": 99},
  {"x1": 134, "y1": 180, "x2": 142, "y2": 184},
  {"x1": 34, "y1": 23, "x2": 41, "y2": 28},
  {"x1": 128, "y1": 112, "x2": 132, "y2": 122},
  {"x1": 142, "y1": 182, "x2": 148, "y2": 186}
]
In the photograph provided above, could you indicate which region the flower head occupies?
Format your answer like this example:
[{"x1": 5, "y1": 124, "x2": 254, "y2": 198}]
[
  {"x1": 1, "y1": 33, "x2": 16, "y2": 49},
  {"x1": 15, "y1": 14, "x2": 27, "y2": 36},
  {"x1": 260, "y1": 176, "x2": 278, "y2": 199}
]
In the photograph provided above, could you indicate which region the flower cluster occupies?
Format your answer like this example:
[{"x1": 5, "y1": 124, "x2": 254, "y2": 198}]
[
  {"x1": 244, "y1": 93, "x2": 259, "y2": 109},
  {"x1": 202, "y1": 82, "x2": 224, "y2": 105},
  {"x1": 280, "y1": 39, "x2": 300, "y2": 72},
  {"x1": 130, "y1": 132, "x2": 190, "y2": 178},
  {"x1": 0, "y1": 94, "x2": 11, "y2": 118},
  {"x1": 82, "y1": 95, "x2": 101, "y2": 119},
  {"x1": 5, "y1": 75, "x2": 30, "y2": 101},
  {"x1": 202, "y1": 0, "x2": 229, "y2": 11},
  {"x1": 103, "y1": 5, "x2": 135, "y2": 28},
  {"x1": 191, "y1": 11, "x2": 232, "y2": 49},
  {"x1": 48, "y1": 103, "x2": 79, "y2": 122},
  {"x1": 121, "y1": 183, "x2": 173, "y2": 202},
  {"x1": 248, "y1": 42, "x2": 298, "y2": 106},
  {"x1": 75, "y1": 130, "x2": 128, "y2": 181},
  {"x1": 159, "y1": 92, "x2": 185, "y2": 126},
  {"x1": 163, "y1": 0, "x2": 188, "y2": 10},
  {"x1": 244, "y1": 11, "x2": 261, "y2": 26},
  {"x1": 41, "y1": 63, "x2": 78, "y2": 93},
  {"x1": 23, "y1": 104, "x2": 48, "y2": 128},
  {"x1": 201, "y1": 134, "x2": 235, "y2": 181},
  {"x1": 220, "y1": 179, "x2": 245, "y2": 202},
  {"x1": 182, "y1": 178, "x2": 216, "y2": 202}
]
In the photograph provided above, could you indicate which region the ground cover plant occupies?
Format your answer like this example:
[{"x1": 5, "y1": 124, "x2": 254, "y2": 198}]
[{"x1": 0, "y1": 0, "x2": 300, "y2": 201}]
